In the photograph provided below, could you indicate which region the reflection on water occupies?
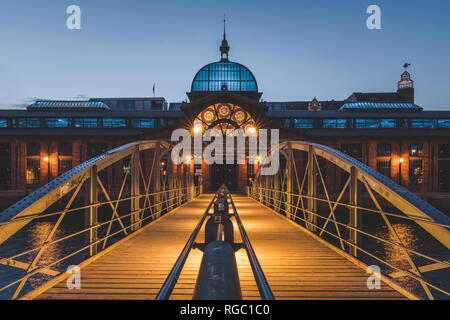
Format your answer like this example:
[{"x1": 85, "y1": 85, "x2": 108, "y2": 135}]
[
  {"x1": 375, "y1": 224, "x2": 419, "y2": 269},
  {"x1": 0, "y1": 210, "x2": 448, "y2": 300},
  {"x1": 29, "y1": 222, "x2": 64, "y2": 266},
  {"x1": 373, "y1": 223, "x2": 422, "y2": 296},
  {"x1": 25, "y1": 222, "x2": 65, "y2": 291},
  {"x1": 0, "y1": 217, "x2": 85, "y2": 300}
]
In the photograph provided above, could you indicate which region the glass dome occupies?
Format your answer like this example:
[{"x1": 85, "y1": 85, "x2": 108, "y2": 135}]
[{"x1": 191, "y1": 61, "x2": 258, "y2": 92}]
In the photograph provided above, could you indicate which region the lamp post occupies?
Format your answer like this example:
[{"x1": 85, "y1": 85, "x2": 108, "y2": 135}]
[
  {"x1": 43, "y1": 155, "x2": 49, "y2": 184},
  {"x1": 399, "y1": 157, "x2": 404, "y2": 186}
]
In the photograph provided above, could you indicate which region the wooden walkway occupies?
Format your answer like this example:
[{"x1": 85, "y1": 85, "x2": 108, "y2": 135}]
[{"x1": 35, "y1": 194, "x2": 406, "y2": 300}]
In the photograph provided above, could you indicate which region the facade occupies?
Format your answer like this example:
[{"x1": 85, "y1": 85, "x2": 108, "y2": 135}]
[{"x1": 0, "y1": 30, "x2": 449, "y2": 210}]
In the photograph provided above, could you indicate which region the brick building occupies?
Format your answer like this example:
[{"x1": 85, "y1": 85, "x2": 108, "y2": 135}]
[{"x1": 0, "y1": 31, "x2": 449, "y2": 210}]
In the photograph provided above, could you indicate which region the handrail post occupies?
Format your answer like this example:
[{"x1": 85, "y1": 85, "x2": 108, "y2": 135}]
[
  {"x1": 154, "y1": 143, "x2": 162, "y2": 217},
  {"x1": 131, "y1": 145, "x2": 140, "y2": 231},
  {"x1": 349, "y1": 165, "x2": 359, "y2": 257},
  {"x1": 307, "y1": 145, "x2": 317, "y2": 232},
  {"x1": 88, "y1": 165, "x2": 98, "y2": 256},
  {"x1": 286, "y1": 143, "x2": 293, "y2": 219}
]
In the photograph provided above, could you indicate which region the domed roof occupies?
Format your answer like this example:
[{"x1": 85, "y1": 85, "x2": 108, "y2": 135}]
[
  {"x1": 191, "y1": 18, "x2": 258, "y2": 93},
  {"x1": 191, "y1": 61, "x2": 258, "y2": 92}
]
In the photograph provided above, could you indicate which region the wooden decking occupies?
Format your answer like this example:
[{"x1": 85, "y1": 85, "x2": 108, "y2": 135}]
[{"x1": 35, "y1": 194, "x2": 406, "y2": 300}]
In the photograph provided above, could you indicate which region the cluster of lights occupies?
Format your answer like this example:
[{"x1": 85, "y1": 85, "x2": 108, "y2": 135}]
[{"x1": 192, "y1": 124, "x2": 258, "y2": 135}]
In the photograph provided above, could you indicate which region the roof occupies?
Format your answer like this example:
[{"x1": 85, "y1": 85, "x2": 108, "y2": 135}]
[
  {"x1": 191, "y1": 61, "x2": 258, "y2": 92},
  {"x1": 89, "y1": 97, "x2": 166, "y2": 101},
  {"x1": 339, "y1": 102, "x2": 423, "y2": 112},
  {"x1": 346, "y1": 92, "x2": 405, "y2": 103},
  {"x1": 266, "y1": 101, "x2": 345, "y2": 111},
  {"x1": 28, "y1": 101, "x2": 110, "y2": 112},
  {"x1": 266, "y1": 110, "x2": 450, "y2": 118},
  {"x1": 0, "y1": 110, "x2": 183, "y2": 118}
]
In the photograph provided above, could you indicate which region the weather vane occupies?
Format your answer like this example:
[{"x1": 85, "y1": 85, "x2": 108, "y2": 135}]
[{"x1": 403, "y1": 63, "x2": 411, "y2": 70}]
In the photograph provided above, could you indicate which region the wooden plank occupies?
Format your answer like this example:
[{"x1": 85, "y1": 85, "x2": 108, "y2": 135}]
[
  {"x1": 231, "y1": 195, "x2": 407, "y2": 300},
  {"x1": 34, "y1": 194, "x2": 409, "y2": 300}
]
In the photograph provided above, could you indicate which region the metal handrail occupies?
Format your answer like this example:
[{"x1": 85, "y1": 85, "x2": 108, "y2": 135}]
[
  {"x1": 0, "y1": 186, "x2": 201, "y2": 298},
  {"x1": 0, "y1": 139, "x2": 200, "y2": 300},
  {"x1": 250, "y1": 139, "x2": 450, "y2": 299},
  {"x1": 0, "y1": 186, "x2": 195, "y2": 227},
  {"x1": 249, "y1": 189, "x2": 450, "y2": 298},
  {"x1": 227, "y1": 191, "x2": 275, "y2": 300},
  {"x1": 253, "y1": 187, "x2": 450, "y2": 228},
  {"x1": 250, "y1": 188, "x2": 450, "y2": 270},
  {"x1": 156, "y1": 193, "x2": 217, "y2": 300},
  {"x1": 0, "y1": 188, "x2": 198, "y2": 264}
]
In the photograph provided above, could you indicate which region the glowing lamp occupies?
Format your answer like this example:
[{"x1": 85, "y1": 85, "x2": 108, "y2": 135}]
[
  {"x1": 193, "y1": 125, "x2": 202, "y2": 135},
  {"x1": 247, "y1": 126, "x2": 256, "y2": 135}
]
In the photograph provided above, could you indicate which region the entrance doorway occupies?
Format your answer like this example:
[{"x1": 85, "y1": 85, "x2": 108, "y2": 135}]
[{"x1": 211, "y1": 163, "x2": 237, "y2": 191}]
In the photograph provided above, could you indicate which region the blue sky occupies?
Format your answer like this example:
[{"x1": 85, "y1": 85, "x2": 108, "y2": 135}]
[{"x1": 0, "y1": 0, "x2": 449, "y2": 109}]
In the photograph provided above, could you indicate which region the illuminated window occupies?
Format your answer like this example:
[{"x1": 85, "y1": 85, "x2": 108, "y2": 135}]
[
  {"x1": 409, "y1": 159, "x2": 423, "y2": 186},
  {"x1": 45, "y1": 118, "x2": 70, "y2": 128},
  {"x1": 380, "y1": 119, "x2": 396, "y2": 128},
  {"x1": 409, "y1": 144, "x2": 423, "y2": 157},
  {"x1": 438, "y1": 119, "x2": 450, "y2": 128},
  {"x1": 322, "y1": 119, "x2": 347, "y2": 128},
  {"x1": 294, "y1": 119, "x2": 313, "y2": 129},
  {"x1": 410, "y1": 119, "x2": 436, "y2": 129},
  {"x1": 74, "y1": 118, "x2": 98, "y2": 128},
  {"x1": 132, "y1": 119, "x2": 155, "y2": 128},
  {"x1": 103, "y1": 118, "x2": 127, "y2": 128},
  {"x1": 354, "y1": 119, "x2": 379, "y2": 128},
  {"x1": 0, "y1": 119, "x2": 8, "y2": 128},
  {"x1": 26, "y1": 159, "x2": 40, "y2": 185},
  {"x1": 15, "y1": 118, "x2": 40, "y2": 128}
]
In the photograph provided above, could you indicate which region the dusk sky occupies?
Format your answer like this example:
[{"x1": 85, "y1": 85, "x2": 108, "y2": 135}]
[{"x1": 1, "y1": 0, "x2": 450, "y2": 109}]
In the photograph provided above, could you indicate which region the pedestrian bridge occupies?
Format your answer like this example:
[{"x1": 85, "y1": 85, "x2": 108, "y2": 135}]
[{"x1": 0, "y1": 140, "x2": 449, "y2": 300}]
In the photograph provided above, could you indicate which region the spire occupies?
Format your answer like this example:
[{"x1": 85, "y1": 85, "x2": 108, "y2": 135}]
[
  {"x1": 223, "y1": 14, "x2": 226, "y2": 39},
  {"x1": 220, "y1": 15, "x2": 230, "y2": 61}
]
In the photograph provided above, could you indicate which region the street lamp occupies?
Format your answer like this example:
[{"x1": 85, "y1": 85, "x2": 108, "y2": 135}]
[{"x1": 399, "y1": 157, "x2": 404, "y2": 186}]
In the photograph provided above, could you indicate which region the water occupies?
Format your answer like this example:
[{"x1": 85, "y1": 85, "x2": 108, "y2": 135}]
[{"x1": 0, "y1": 204, "x2": 449, "y2": 300}]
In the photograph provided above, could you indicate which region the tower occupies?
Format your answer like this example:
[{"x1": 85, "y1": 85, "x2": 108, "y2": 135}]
[
  {"x1": 220, "y1": 16, "x2": 230, "y2": 61},
  {"x1": 397, "y1": 63, "x2": 414, "y2": 103}
]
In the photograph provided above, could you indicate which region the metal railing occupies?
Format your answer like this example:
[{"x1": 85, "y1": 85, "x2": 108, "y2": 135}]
[
  {"x1": 228, "y1": 191, "x2": 274, "y2": 300},
  {"x1": 249, "y1": 140, "x2": 450, "y2": 300},
  {"x1": 0, "y1": 140, "x2": 201, "y2": 300},
  {"x1": 156, "y1": 185, "x2": 274, "y2": 300}
]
